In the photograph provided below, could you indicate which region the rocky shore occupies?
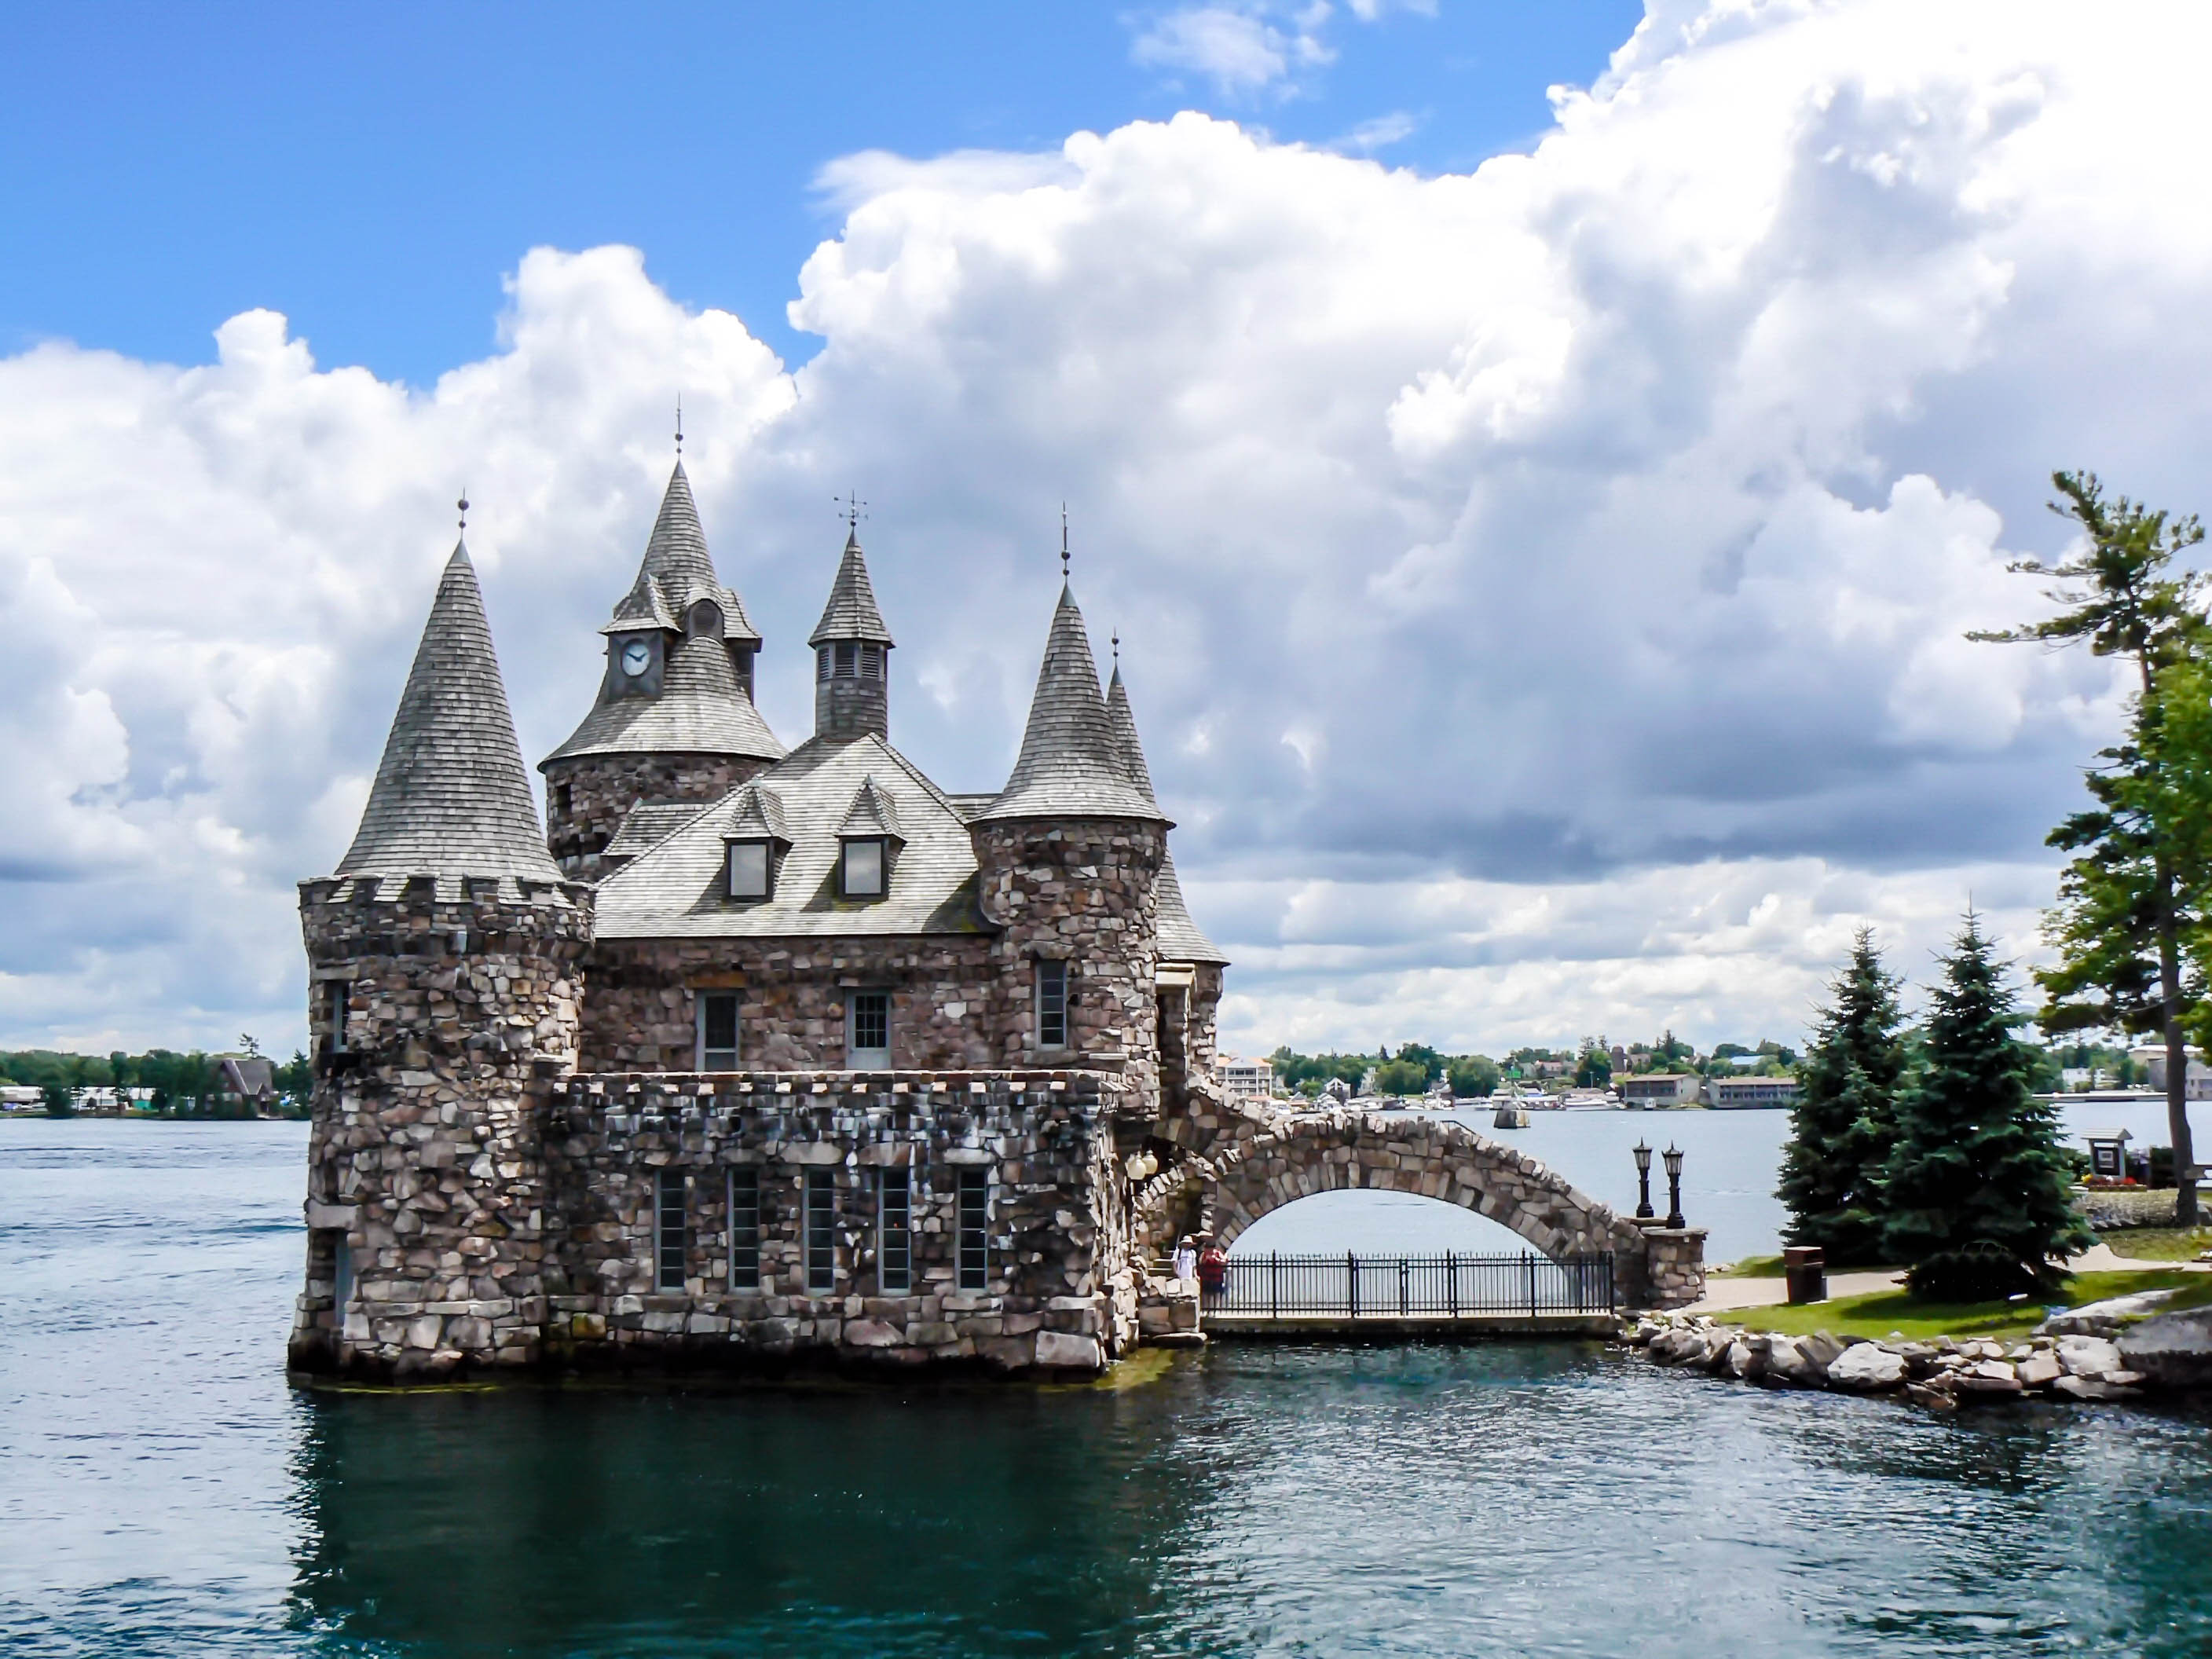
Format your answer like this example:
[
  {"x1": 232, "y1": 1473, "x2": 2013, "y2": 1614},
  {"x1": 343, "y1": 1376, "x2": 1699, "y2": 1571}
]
[{"x1": 1622, "y1": 1291, "x2": 2212, "y2": 1406}]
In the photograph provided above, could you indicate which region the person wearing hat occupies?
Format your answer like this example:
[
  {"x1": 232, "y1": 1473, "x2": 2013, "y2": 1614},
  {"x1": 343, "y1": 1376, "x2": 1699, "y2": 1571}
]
[{"x1": 1171, "y1": 1235, "x2": 1198, "y2": 1284}]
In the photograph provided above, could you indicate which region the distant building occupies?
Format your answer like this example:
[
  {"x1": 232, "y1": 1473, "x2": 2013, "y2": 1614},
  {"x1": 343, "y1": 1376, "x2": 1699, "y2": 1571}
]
[
  {"x1": 1705, "y1": 1075, "x2": 1800, "y2": 1109},
  {"x1": 2128, "y1": 1046, "x2": 2212, "y2": 1100},
  {"x1": 217, "y1": 1057, "x2": 278, "y2": 1111},
  {"x1": 1619, "y1": 1074, "x2": 1701, "y2": 1107},
  {"x1": 1219, "y1": 1057, "x2": 1275, "y2": 1104}
]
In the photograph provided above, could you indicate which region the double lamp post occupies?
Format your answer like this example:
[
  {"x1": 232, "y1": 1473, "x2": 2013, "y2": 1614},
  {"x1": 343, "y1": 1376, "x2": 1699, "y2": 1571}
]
[{"x1": 1632, "y1": 1139, "x2": 1685, "y2": 1229}]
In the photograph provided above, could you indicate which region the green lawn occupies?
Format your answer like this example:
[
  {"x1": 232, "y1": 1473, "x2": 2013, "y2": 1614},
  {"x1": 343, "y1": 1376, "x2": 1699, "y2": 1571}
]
[
  {"x1": 2101, "y1": 1226, "x2": 2212, "y2": 1262},
  {"x1": 1709, "y1": 1254, "x2": 1785, "y2": 1279},
  {"x1": 1713, "y1": 1268, "x2": 2212, "y2": 1346}
]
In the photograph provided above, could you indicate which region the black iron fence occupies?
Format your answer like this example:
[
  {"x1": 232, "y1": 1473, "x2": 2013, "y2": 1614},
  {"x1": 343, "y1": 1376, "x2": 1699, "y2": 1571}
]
[{"x1": 1204, "y1": 1251, "x2": 1615, "y2": 1319}]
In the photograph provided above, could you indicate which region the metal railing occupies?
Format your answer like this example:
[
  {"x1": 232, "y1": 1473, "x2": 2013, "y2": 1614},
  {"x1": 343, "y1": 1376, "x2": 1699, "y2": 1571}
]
[{"x1": 1203, "y1": 1251, "x2": 1614, "y2": 1319}]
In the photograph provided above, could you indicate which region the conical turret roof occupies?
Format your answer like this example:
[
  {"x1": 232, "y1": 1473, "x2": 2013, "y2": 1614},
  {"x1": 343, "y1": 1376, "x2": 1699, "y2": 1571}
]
[
  {"x1": 336, "y1": 544, "x2": 562, "y2": 882},
  {"x1": 808, "y1": 529, "x2": 895, "y2": 647},
  {"x1": 606, "y1": 463, "x2": 760, "y2": 646},
  {"x1": 1106, "y1": 662, "x2": 1225, "y2": 963},
  {"x1": 976, "y1": 584, "x2": 1166, "y2": 824}
]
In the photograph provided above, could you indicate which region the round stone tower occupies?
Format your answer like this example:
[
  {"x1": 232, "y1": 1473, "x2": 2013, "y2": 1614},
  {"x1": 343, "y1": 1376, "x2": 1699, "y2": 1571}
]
[
  {"x1": 969, "y1": 580, "x2": 1170, "y2": 1107},
  {"x1": 292, "y1": 539, "x2": 592, "y2": 1380}
]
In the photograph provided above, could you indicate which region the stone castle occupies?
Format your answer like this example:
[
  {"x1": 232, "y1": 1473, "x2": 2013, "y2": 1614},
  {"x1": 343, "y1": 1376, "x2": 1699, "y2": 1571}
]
[{"x1": 291, "y1": 463, "x2": 1701, "y2": 1382}]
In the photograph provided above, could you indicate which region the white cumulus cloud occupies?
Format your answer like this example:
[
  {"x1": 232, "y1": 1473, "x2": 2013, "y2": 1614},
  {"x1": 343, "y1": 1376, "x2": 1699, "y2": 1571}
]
[{"x1": 5, "y1": 1, "x2": 2212, "y2": 1063}]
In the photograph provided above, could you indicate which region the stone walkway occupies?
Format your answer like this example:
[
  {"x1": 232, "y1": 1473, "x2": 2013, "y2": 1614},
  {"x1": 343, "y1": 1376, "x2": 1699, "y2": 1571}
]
[{"x1": 1687, "y1": 1243, "x2": 2210, "y2": 1313}]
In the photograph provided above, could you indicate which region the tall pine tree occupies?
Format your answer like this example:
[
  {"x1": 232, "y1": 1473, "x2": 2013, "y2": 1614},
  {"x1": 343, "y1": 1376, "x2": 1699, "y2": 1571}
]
[
  {"x1": 1881, "y1": 914, "x2": 2092, "y2": 1301},
  {"x1": 1778, "y1": 928, "x2": 1906, "y2": 1265}
]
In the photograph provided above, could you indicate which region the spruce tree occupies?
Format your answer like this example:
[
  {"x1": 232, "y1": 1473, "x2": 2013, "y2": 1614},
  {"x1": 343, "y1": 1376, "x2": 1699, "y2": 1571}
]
[
  {"x1": 1778, "y1": 928, "x2": 1905, "y2": 1265},
  {"x1": 1881, "y1": 914, "x2": 2093, "y2": 1301}
]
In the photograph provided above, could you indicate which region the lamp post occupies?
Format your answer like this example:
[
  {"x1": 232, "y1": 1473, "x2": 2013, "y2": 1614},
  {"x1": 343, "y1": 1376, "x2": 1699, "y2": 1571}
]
[
  {"x1": 1662, "y1": 1144, "x2": 1685, "y2": 1229},
  {"x1": 1632, "y1": 1140, "x2": 1654, "y2": 1220}
]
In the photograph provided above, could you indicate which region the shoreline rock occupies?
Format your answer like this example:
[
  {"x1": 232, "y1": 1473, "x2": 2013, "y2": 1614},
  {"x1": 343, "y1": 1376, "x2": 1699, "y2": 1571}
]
[{"x1": 1620, "y1": 1310, "x2": 2159, "y2": 1406}]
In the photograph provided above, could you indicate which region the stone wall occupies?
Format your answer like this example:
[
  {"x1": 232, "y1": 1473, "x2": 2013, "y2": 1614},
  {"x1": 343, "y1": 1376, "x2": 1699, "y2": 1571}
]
[
  {"x1": 542, "y1": 751, "x2": 772, "y2": 878},
  {"x1": 542, "y1": 1069, "x2": 1132, "y2": 1372},
  {"x1": 1638, "y1": 1226, "x2": 1708, "y2": 1308},
  {"x1": 2073, "y1": 1185, "x2": 2182, "y2": 1230},
  {"x1": 972, "y1": 819, "x2": 1164, "y2": 1106},
  {"x1": 291, "y1": 873, "x2": 594, "y2": 1379}
]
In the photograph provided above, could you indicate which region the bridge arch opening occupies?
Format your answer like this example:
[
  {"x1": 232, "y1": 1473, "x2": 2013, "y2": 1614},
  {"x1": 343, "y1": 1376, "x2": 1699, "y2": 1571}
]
[{"x1": 1229, "y1": 1189, "x2": 1540, "y2": 1259}]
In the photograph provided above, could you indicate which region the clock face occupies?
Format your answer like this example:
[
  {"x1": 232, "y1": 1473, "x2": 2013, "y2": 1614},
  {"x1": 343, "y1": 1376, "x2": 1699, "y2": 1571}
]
[{"x1": 621, "y1": 642, "x2": 650, "y2": 677}]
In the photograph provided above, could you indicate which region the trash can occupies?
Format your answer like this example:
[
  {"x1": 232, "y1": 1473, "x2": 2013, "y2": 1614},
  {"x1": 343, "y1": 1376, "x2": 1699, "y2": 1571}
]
[{"x1": 1783, "y1": 1245, "x2": 1827, "y2": 1306}]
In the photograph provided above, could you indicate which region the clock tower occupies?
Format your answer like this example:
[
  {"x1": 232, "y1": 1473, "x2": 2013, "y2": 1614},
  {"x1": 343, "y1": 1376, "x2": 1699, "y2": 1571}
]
[{"x1": 539, "y1": 461, "x2": 785, "y2": 877}]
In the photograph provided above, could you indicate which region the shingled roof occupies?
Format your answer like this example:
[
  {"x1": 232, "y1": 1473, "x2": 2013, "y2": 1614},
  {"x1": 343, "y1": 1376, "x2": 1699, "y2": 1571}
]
[
  {"x1": 544, "y1": 632, "x2": 786, "y2": 766},
  {"x1": 595, "y1": 734, "x2": 986, "y2": 939},
  {"x1": 807, "y1": 529, "x2": 895, "y2": 647},
  {"x1": 335, "y1": 544, "x2": 562, "y2": 883},
  {"x1": 1107, "y1": 664, "x2": 1227, "y2": 965},
  {"x1": 627, "y1": 462, "x2": 761, "y2": 646},
  {"x1": 974, "y1": 584, "x2": 1166, "y2": 824}
]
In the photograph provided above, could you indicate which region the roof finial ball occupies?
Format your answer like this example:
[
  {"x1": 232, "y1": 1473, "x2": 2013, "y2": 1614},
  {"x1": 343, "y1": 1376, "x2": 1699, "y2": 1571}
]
[
  {"x1": 837, "y1": 490, "x2": 867, "y2": 535},
  {"x1": 457, "y1": 491, "x2": 469, "y2": 534},
  {"x1": 675, "y1": 395, "x2": 683, "y2": 457},
  {"x1": 1060, "y1": 502, "x2": 1071, "y2": 583}
]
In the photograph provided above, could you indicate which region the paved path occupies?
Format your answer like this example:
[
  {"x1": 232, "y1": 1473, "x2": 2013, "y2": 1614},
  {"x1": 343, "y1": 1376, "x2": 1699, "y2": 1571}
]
[{"x1": 1687, "y1": 1242, "x2": 2210, "y2": 1313}]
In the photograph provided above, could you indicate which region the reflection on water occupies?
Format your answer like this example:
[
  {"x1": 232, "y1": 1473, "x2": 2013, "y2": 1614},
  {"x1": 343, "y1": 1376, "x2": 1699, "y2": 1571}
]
[{"x1": 6, "y1": 1122, "x2": 2212, "y2": 1658}]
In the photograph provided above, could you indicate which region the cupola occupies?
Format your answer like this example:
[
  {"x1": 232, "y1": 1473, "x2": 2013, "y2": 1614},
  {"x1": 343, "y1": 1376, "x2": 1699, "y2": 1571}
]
[{"x1": 808, "y1": 526, "x2": 895, "y2": 742}]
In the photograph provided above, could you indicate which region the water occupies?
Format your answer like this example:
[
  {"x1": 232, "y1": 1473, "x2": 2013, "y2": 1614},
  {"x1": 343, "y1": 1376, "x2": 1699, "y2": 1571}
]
[{"x1": 6, "y1": 1119, "x2": 2212, "y2": 1657}]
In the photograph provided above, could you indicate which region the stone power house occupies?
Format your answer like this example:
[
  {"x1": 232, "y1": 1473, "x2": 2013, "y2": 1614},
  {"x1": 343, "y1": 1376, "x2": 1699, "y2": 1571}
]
[{"x1": 291, "y1": 467, "x2": 1700, "y2": 1382}]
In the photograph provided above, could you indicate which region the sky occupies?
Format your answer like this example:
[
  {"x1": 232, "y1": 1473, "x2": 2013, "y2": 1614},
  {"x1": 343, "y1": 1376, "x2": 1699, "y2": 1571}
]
[{"x1": 4, "y1": 0, "x2": 2210, "y2": 1064}]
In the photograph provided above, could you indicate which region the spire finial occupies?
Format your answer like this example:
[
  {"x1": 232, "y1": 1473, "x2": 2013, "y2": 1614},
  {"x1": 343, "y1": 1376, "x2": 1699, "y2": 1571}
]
[
  {"x1": 1111, "y1": 628, "x2": 1119, "y2": 667},
  {"x1": 457, "y1": 489, "x2": 469, "y2": 533},
  {"x1": 837, "y1": 490, "x2": 868, "y2": 533},
  {"x1": 675, "y1": 396, "x2": 683, "y2": 456},
  {"x1": 1060, "y1": 503, "x2": 1071, "y2": 581}
]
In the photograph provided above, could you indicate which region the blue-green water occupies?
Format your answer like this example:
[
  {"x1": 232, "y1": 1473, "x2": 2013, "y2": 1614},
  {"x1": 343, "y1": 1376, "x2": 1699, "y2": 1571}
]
[{"x1": 6, "y1": 1121, "x2": 2212, "y2": 1657}]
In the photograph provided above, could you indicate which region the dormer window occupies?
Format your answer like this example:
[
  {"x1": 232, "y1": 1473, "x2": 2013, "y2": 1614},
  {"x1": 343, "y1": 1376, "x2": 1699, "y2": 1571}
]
[
  {"x1": 727, "y1": 838, "x2": 775, "y2": 900},
  {"x1": 839, "y1": 838, "x2": 885, "y2": 898},
  {"x1": 834, "y1": 775, "x2": 903, "y2": 903},
  {"x1": 719, "y1": 784, "x2": 789, "y2": 905}
]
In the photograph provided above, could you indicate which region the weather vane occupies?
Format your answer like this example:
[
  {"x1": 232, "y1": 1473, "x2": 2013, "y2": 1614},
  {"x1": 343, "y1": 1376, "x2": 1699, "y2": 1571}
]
[
  {"x1": 1060, "y1": 503, "x2": 1071, "y2": 580},
  {"x1": 675, "y1": 396, "x2": 683, "y2": 456},
  {"x1": 837, "y1": 490, "x2": 868, "y2": 533},
  {"x1": 457, "y1": 489, "x2": 469, "y2": 533}
]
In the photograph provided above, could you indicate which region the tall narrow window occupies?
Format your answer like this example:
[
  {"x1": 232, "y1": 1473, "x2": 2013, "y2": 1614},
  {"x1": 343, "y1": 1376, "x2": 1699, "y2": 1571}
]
[
  {"x1": 817, "y1": 647, "x2": 832, "y2": 683},
  {"x1": 848, "y1": 991, "x2": 890, "y2": 1068},
  {"x1": 727, "y1": 1167, "x2": 760, "y2": 1291},
  {"x1": 835, "y1": 642, "x2": 859, "y2": 678},
  {"x1": 324, "y1": 1231, "x2": 353, "y2": 1309},
  {"x1": 804, "y1": 1167, "x2": 836, "y2": 1292},
  {"x1": 656, "y1": 1168, "x2": 687, "y2": 1291},
  {"x1": 878, "y1": 1167, "x2": 912, "y2": 1293},
  {"x1": 1036, "y1": 960, "x2": 1068, "y2": 1049},
  {"x1": 324, "y1": 980, "x2": 350, "y2": 1054},
  {"x1": 860, "y1": 644, "x2": 883, "y2": 680},
  {"x1": 555, "y1": 782, "x2": 572, "y2": 816},
  {"x1": 698, "y1": 992, "x2": 740, "y2": 1071},
  {"x1": 958, "y1": 1167, "x2": 989, "y2": 1291}
]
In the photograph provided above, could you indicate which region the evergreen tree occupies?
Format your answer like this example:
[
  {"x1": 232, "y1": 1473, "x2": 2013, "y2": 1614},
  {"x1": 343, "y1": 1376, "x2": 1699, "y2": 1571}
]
[
  {"x1": 1778, "y1": 928, "x2": 1906, "y2": 1265},
  {"x1": 1975, "y1": 470, "x2": 2208, "y2": 1222},
  {"x1": 1881, "y1": 915, "x2": 2092, "y2": 1301}
]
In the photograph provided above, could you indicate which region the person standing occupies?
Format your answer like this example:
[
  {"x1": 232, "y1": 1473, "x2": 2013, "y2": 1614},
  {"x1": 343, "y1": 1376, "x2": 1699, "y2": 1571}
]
[{"x1": 1171, "y1": 1235, "x2": 1198, "y2": 1283}]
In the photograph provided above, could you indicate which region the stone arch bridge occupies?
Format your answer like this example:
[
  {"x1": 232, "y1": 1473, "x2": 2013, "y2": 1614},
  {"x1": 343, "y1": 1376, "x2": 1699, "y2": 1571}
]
[{"x1": 1135, "y1": 1108, "x2": 1704, "y2": 1309}]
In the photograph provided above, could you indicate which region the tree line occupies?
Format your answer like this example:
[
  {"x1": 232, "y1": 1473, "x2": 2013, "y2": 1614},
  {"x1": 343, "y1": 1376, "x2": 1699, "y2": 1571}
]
[{"x1": 1, "y1": 1045, "x2": 312, "y2": 1116}]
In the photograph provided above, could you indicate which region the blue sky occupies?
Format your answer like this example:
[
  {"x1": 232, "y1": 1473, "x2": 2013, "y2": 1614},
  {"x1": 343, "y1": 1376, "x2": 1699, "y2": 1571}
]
[
  {"x1": 5, "y1": 2, "x2": 2210, "y2": 1060},
  {"x1": 1, "y1": 2, "x2": 1639, "y2": 383}
]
